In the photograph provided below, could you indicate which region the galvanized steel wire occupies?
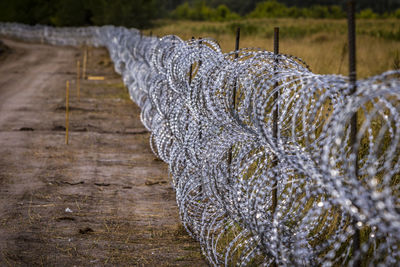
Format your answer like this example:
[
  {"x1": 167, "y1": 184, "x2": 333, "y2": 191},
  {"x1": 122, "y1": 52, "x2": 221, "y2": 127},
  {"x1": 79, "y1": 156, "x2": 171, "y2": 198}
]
[{"x1": 1, "y1": 23, "x2": 399, "y2": 266}]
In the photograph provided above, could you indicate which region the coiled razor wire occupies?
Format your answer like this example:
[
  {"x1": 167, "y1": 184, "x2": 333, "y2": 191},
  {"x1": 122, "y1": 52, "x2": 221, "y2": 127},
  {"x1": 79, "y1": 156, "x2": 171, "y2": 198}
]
[{"x1": 1, "y1": 22, "x2": 399, "y2": 266}]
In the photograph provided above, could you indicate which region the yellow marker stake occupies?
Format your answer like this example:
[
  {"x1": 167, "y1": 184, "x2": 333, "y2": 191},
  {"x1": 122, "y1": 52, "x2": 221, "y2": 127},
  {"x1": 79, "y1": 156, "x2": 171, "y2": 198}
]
[
  {"x1": 65, "y1": 80, "x2": 70, "y2": 145},
  {"x1": 82, "y1": 47, "x2": 87, "y2": 80},
  {"x1": 88, "y1": 46, "x2": 92, "y2": 65},
  {"x1": 77, "y1": 60, "x2": 80, "y2": 101},
  {"x1": 87, "y1": 76, "x2": 105, "y2": 81}
]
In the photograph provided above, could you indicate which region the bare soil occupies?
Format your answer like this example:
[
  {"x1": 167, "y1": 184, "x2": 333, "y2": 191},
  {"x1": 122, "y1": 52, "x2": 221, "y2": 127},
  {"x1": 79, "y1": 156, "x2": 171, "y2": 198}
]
[{"x1": 0, "y1": 39, "x2": 207, "y2": 266}]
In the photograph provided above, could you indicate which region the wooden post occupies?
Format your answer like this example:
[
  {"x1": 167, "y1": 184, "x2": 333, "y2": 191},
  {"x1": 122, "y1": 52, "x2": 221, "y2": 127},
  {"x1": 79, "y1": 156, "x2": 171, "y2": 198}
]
[
  {"x1": 65, "y1": 81, "x2": 70, "y2": 145},
  {"x1": 88, "y1": 46, "x2": 92, "y2": 66},
  {"x1": 76, "y1": 60, "x2": 80, "y2": 101},
  {"x1": 82, "y1": 47, "x2": 87, "y2": 80}
]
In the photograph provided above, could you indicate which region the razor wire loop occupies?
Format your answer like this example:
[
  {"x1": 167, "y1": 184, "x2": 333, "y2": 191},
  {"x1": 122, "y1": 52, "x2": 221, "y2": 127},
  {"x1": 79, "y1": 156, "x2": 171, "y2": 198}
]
[{"x1": 1, "y1": 22, "x2": 399, "y2": 266}]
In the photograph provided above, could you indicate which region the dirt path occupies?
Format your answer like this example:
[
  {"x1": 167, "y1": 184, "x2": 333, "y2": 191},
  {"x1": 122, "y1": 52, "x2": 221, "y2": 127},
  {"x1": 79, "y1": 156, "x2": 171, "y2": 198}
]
[{"x1": 0, "y1": 39, "x2": 206, "y2": 266}]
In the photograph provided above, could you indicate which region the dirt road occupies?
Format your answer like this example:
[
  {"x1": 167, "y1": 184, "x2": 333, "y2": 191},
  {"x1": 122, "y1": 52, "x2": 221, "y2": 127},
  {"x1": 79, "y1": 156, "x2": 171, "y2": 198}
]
[{"x1": 0, "y1": 39, "x2": 206, "y2": 266}]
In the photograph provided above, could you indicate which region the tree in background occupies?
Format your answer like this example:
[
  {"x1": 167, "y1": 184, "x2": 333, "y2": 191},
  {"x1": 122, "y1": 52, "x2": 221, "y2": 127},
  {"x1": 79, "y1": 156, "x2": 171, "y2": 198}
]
[
  {"x1": 163, "y1": 0, "x2": 400, "y2": 16},
  {"x1": 357, "y1": 8, "x2": 378, "y2": 19},
  {"x1": 50, "y1": 0, "x2": 90, "y2": 26},
  {"x1": 248, "y1": 0, "x2": 289, "y2": 18},
  {"x1": 247, "y1": 0, "x2": 345, "y2": 19},
  {"x1": 207, "y1": 0, "x2": 260, "y2": 15},
  {"x1": 171, "y1": 0, "x2": 239, "y2": 21},
  {"x1": 96, "y1": 0, "x2": 160, "y2": 28},
  {"x1": 0, "y1": 0, "x2": 160, "y2": 29},
  {"x1": 0, "y1": 0, "x2": 56, "y2": 25},
  {"x1": 1, "y1": 0, "x2": 399, "y2": 27}
]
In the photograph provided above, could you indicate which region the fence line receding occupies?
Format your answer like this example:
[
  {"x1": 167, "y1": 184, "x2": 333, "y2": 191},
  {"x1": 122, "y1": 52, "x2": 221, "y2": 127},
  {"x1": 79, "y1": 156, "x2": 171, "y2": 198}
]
[{"x1": 1, "y1": 22, "x2": 399, "y2": 266}]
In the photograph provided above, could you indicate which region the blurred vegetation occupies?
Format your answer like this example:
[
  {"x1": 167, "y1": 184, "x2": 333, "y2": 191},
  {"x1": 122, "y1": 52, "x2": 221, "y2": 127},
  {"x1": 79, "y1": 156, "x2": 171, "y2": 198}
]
[
  {"x1": 0, "y1": 0, "x2": 161, "y2": 28},
  {"x1": 1, "y1": 0, "x2": 398, "y2": 77},
  {"x1": 248, "y1": 1, "x2": 345, "y2": 19},
  {"x1": 170, "y1": 0, "x2": 400, "y2": 21},
  {"x1": 170, "y1": 2, "x2": 240, "y2": 21},
  {"x1": 0, "y1": 0, "x2": 399, "y2": 28},
  {"x1": 166, "y1": 0, "x2": 400, "y2": 17}
]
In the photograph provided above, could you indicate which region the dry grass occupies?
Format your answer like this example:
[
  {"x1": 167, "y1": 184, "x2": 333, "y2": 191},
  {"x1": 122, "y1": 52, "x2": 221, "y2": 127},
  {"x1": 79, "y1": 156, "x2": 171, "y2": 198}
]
[{"x1": 147, "y1": 18, "x2": 400, "y2": 78}]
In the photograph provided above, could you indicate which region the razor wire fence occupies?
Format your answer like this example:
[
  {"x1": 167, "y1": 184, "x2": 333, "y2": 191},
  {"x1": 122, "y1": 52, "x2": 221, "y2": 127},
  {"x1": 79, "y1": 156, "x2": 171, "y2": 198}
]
[{"x1": 1, "y1": 22, "x2": 399, "y2": 266}]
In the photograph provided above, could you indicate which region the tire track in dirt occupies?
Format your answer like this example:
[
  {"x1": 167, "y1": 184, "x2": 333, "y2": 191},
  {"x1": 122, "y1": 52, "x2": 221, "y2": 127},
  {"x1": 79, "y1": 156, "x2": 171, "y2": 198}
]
[{"x1": 0, "y1": 39, "x2": 206, "y2": 266}]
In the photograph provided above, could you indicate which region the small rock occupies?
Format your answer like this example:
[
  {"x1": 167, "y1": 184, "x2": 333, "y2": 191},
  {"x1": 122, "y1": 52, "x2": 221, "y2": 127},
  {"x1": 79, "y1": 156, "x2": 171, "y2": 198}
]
[
  {"x1": 19, "y1": 127, "x2": 34, "y2": 131},
  {"x1": 79, "y1": 227, "x2": 94, "y2": 234},
  {"x1": 52, "y1": 125, "x2": 66, "y2": 131},
  {"x1": 145, "y1": 180, "x2": 167, "y2": 186},
  {"x1": 122, "y1": 186, "x2": 132, "y2": 189},
  {"x1": 56, "y1": 216, "x2": 75, "y2": 221},
  {"x1": 94, "y1": 182, "x2": 110, "y2": 186}
]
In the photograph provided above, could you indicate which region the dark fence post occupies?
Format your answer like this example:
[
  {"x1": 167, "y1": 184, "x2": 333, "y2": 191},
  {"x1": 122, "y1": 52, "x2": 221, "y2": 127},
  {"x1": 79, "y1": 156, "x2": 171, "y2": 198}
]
[
  {"x1": 270, "y1": 27, "x2": 280, "y2": 267},
  {"x1": 347, "y1": 1, "x2": 361, "y2": 265},
  {"x1": 228, "y1": 28, "x2": 240, "y2": 174},
  {"x1": 232, "y1": 27, "x2": 240, "y2": 109},
  {"x1": 198, "y1": 37, "x2": 203, "y2": 141},
  {"x1": 189, "y1": 37, "x2": 195, "y2": 84},
  {"x1": 272, "y1": 27, "x2": 279, "y2": 216},
  {"x1": 235, "y1": 27, "x2": 240, "y2": 55}
]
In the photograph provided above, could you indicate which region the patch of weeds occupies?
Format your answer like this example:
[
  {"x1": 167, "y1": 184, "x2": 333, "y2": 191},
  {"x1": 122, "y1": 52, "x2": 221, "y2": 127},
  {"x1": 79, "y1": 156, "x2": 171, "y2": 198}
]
[
  {"x1": 393, "y1": 50, "x2": 400, "y2": 69},
  {"x1": 175, "y1": 256, "x2": 186, "y2": 261},
  {"x1": 227, "y1": 22, "x2": 259, "y2": 36}
]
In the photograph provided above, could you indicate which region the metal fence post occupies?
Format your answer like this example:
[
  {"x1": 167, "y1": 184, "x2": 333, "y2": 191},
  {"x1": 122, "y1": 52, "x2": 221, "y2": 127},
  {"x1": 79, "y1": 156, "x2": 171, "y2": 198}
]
[
  {"x1": 270, "y1": 27, "x2": 281, "y2": 267},
  {"x1": 189, "y1": 37, "x2": 195, "y2": 84},
  {"x1": 347, "y1": 1, "x2": 361, "y2": 265},
  {"x1": 228, "y1": 28, "x2": 240, "y2": 175},
  {"x1": 198, "y1": 37, "x2": 203, "y2": 141},
  {"x1": 272, "y1": 27, "x2": 279, "y2": 216},
  {"x1": 233, "y1": 27, "x2": 240, "y2": 109}
]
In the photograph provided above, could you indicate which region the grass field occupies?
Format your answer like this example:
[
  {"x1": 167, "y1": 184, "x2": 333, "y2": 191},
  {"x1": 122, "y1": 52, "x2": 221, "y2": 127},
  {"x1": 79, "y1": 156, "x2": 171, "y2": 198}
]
[{"x1": 148, "y1": 18, "x2": 400, "y2": 78}]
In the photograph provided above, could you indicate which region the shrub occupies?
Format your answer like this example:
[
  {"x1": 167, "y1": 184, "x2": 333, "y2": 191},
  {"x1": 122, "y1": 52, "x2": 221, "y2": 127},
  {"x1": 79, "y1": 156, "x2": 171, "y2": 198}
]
[
  {"x1": 248, "y1": 0, "x2": 289, "y2": 18},
  {"x1": 393, "y1": 8, "x2": 400, "y2": 19},
  {"x1": 212, "y1": 4, "x2": 240, "y2": 21},
  {"x1": 247, "y1": 1, "x2": 344, "y2": 19},
  {"x1": 357, "y1": 8, "x2": 378, "y2": 19},
  {"x1": 171, "y1": 1, "x2": 239, "y2": 21}
]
